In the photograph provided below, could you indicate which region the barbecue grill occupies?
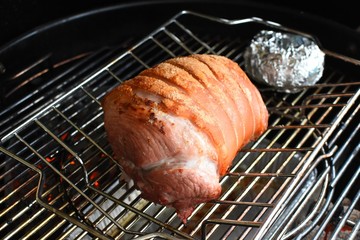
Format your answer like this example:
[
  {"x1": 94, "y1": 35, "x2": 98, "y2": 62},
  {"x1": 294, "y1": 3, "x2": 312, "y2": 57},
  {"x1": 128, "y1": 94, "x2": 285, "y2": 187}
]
[{"x1": 1, "y1": 2, "x2": 359, "y2": 239}]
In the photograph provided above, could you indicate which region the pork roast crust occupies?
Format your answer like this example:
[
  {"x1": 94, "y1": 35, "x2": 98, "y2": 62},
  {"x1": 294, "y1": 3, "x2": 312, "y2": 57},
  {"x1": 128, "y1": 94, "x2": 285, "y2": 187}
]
[{"x1": 102, "y1": 54, "x2": 268, "y2": 223}]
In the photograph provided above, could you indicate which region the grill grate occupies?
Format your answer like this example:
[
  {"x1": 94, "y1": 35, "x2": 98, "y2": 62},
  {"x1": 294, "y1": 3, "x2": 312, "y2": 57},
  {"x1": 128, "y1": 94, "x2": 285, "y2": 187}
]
[{"x1": 1, "y1": 11, "x2": 360, "y2": 240}]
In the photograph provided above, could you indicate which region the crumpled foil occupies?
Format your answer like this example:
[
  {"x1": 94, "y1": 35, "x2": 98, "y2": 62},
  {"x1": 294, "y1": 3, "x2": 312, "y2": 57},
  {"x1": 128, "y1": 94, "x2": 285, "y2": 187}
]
[{"x1": 244, "y1": 30, "x2": 325, "y2": 93}]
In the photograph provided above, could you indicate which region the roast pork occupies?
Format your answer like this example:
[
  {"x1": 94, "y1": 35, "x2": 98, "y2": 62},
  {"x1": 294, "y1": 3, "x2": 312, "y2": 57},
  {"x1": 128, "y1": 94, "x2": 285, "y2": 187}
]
[{"x1": 102, "y1": 54, "x2": 268, "y2": 223}]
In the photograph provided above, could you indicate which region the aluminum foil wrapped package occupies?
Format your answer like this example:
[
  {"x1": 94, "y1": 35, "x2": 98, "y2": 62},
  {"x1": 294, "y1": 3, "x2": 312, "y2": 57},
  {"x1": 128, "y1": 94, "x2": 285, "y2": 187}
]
[{"x1": 244, "y1": 30, "x2": 325, "y2": 93}]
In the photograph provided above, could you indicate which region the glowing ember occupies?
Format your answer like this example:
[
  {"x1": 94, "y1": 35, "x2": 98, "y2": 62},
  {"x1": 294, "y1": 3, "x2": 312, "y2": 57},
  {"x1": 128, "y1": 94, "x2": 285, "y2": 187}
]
[
  {"x1": 89, "y1": 171, "x2": 99, "y2": 181},
  {"x1": 47, "y1": 194, "x2": 53, "y2": 202},
  {"x1": 46, "y1": 156, "x2": 56, "y2": 162},
  {"x1": 60, "y1": 132, "x2": 69, "y2": 141},
  {"x1": 89, "y1": 171, "x2": 100, "y2": 187}
]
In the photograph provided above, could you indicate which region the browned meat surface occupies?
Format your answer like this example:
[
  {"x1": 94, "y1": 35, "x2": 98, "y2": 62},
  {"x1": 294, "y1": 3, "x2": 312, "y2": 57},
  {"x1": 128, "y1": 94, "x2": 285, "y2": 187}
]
[{"x1": 102, "y1": 54, "x2": 269, "y2": 223}]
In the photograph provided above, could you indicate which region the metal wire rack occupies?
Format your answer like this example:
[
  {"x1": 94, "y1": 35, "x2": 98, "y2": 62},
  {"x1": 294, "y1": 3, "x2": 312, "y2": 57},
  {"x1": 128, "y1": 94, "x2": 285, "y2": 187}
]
[{"x1": 1, "y1": 10, "x2": 360, "y2": 240}]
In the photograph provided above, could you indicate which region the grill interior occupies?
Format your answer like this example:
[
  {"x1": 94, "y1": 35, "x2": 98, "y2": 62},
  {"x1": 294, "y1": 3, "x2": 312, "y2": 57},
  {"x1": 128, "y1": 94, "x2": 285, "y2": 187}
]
[{"x1": 1, "y1": 11, "x2": 359, "y2": 240}]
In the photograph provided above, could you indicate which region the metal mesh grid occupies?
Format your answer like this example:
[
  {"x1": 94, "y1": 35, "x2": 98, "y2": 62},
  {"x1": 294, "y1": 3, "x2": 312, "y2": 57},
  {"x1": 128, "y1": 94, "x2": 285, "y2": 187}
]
[{"x1": 1, "y1": 11, "x2": 360, "y2": 240}]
